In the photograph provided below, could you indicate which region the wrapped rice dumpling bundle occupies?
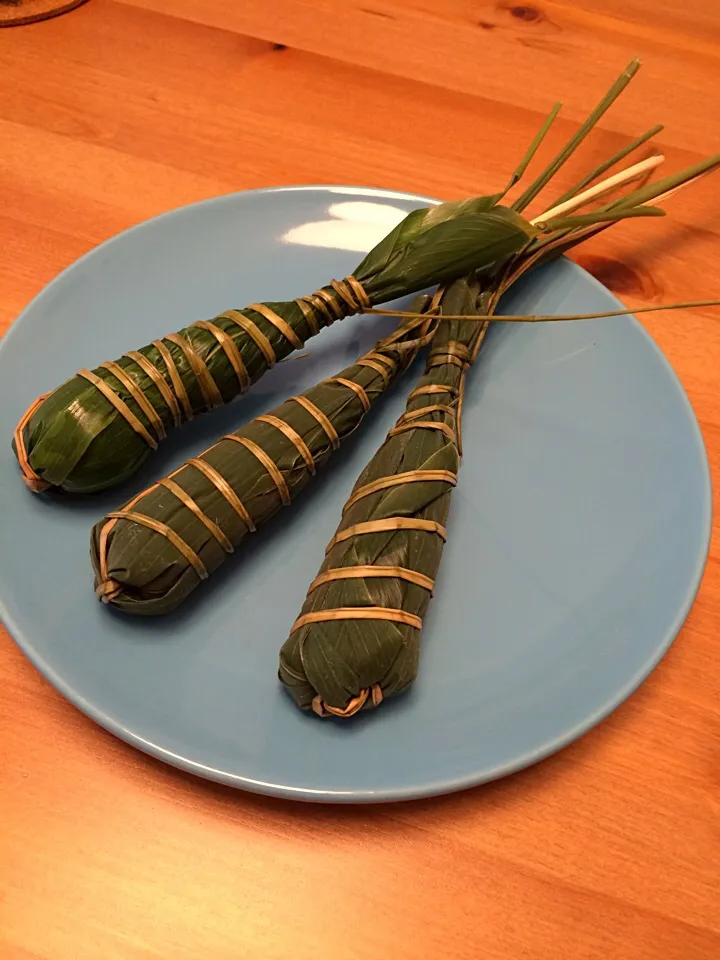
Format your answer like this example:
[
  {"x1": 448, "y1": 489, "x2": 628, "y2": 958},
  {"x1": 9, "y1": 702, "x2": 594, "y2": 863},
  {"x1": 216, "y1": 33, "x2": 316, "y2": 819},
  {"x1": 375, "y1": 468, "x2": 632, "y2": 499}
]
[
  {"x1": 15, "y1": 199, "x2": 536, "y2": 494},
  {"x1": 279, "y1": 275, "x2": 489, "y2": 716},
  {"x1": 90, "y1": 301, "x2": 437, "y2": 615},
  {"x1": 15, "y1": 59, "x2": 679, "y2": 497},
  {"x1": 17, "y1": 59, "x2": 718, "y2": 498},
  {"x1": 277, "y1": 132, "x2": 720, "y2": 717}
]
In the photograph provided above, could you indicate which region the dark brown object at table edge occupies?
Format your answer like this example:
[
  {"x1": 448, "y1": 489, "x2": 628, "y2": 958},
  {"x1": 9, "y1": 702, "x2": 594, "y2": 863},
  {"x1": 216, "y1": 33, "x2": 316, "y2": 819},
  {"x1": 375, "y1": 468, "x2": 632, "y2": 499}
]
[{"x1": 0, "y1": 0, "x2": 89, "y2": 28}]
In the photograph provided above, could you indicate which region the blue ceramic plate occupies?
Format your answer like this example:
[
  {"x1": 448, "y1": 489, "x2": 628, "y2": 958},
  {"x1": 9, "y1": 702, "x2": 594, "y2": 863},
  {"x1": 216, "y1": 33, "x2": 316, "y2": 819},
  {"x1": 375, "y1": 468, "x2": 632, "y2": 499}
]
[{"x1": 0, "y1": 187, "x2": 711, "y2": 802}]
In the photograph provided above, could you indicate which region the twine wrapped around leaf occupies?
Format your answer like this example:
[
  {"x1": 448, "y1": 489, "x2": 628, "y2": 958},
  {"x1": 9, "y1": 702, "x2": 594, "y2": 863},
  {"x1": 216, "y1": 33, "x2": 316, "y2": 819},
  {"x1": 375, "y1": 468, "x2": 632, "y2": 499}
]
[
  {"x1": 276, "y1": 116, "x2": 720, "y2": 717},
  {"x1": 12, "y1": 58, "x2": 720, "y2": 498},
  {"x1": 14, "y1": 202, "x2": 535, "y2": 494},
  {"x1": 279, "y1": 275, "x2": 490, "y2": 716},
  {"x1": 90, "y1": 301, "x2": 438, "y2": 616}
]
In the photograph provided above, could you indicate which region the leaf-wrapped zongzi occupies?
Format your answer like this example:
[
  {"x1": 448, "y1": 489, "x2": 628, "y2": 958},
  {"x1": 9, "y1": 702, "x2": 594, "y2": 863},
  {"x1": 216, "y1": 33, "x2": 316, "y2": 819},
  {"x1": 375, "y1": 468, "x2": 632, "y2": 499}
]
[
  {"x1": 278, "y1": 275, "x2": 490, "y2": 716},
  {"x1": 15, "y1": 201, "x2": 535, "y2": 494},
  {"x1": 90, "y1": 302, "x2": 437, "y2": 615},
  {"x1": 276, "y1": 133, "x2": 720, "y2": 716},
  {"x1": 17, "y1": 58, "x2": 719, "y2": 501}
]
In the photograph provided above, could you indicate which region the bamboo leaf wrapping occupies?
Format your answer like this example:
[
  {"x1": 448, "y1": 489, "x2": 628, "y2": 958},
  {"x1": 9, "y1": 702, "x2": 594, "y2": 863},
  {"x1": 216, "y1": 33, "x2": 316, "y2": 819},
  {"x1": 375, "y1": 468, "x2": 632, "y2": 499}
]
[
  {"x1": 16, "y1": 60, "x2": 720, "y2": 497},
  {"x1": 90, "y1": 304, "x2": 436, "y2": 615},
  {"x1": 15, "y1": 201, "x2": 534, "y2": 494},
  {"x1": 279, "y1": 276, "x2": 488, "y2": 717}
]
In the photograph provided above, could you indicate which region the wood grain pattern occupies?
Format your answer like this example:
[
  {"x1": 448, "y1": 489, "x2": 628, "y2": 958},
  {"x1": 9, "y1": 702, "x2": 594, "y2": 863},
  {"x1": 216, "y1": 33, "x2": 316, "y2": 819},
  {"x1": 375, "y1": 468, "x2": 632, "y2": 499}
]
[{"x1": 1, "y1": 2, "x2": 719, "y2": 958}]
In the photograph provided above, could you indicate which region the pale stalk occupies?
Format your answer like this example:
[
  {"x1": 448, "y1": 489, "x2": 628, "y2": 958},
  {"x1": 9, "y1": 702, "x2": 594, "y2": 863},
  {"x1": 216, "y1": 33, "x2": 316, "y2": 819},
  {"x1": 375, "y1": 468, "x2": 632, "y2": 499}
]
[
  {"x1": 530, "y1": 155, "x2": 664, "y2": 224},
  {"x1": 363, "y1": 300, "x2": 720, "y2": 325},
  {"x1": 547, "y1": 124, "x2": 664, "y2": 208}
]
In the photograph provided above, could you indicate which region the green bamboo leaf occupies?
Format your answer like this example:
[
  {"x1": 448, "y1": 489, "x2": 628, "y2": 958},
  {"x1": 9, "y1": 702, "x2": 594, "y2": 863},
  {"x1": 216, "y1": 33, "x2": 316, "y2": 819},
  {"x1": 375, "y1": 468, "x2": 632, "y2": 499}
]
[
  {"x1": 512, "y1": 59, "x2": 642, "y2": 212},
  {"x1": 16, "y1": 202, "x2": 534, "y2": 494},
  {"x1": 279, "y1": 276, "x2": 487, "y2": 716},
  {"x1": 15, "y1": 58, "x2": 720, "y2": 501}
]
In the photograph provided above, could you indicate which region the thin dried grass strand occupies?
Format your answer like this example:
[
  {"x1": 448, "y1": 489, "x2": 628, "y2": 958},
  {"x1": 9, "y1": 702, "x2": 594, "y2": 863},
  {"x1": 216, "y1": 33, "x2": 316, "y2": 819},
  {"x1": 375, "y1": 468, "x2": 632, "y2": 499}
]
[
  {"x1": 96, "y1": 486, "x2": 156, "y2": 600},
  {"x1": 77, "y1": 369, "x2": 157, "y2": 450},
  {"x1": 247, "y1": 303, "x2": 305, "y2": 350},
  {"x1": 159, "y1": 477, "x2": 234, "y2": 553},
  {"x1": 297, "y1": 293, "x2": 336, "y2": 329},
  {"x1": 430, "y1": 341, "x2": 471, "y2": 361},
  {"x1": 315, "y1": 288, "x2": 346, "y2": 320},
  {"x1": 294, "y1": 297, "x2": 321, "y2": 336},
  {"x1": 290, "y1": 396, "x2": 340, "y2": 450},
  {"x1": 388, "y1": 421, "x2": 456, "y2": 442},
  {"x1": 308, "y1": 566, "x2": 435, "y2": 592},
  {"x1": 99, "y1": 361, "x2": 166, "y2": 441},
  {"x1": 105, "y1": 510, "x2": 208, "y2": 579},
  {"x1": 455, "y1": 373, "x2": 468, "y2": 456},
  {"x1": 193, "y1": 321, "x2": 252, "y2": 394},
  {"x1": 13, "y1": 394, "x2": 51, "y2": 492},
  {"x1": 125, "y1": 350, "x2": 182, "y2": 427},
  {"x1": 355, "y1": 358, "x2": 391, "y2": 387},
  {"x1": 343, "y1": 469, "x2": 457, "y2": 511},
  {"x1": 427, "y1": 341, "x2": 471, "y2": 371},
  {"x1": 165, "y1": 333, "x2": 223, "y2": 411},
  {"x1": 296, "y1": 276, "x2": 370, "y2": 331},
  {"x1": 328, "y1": 377, "x2": 371, "y2": 412},
  {"x1": 354, "y1": 349, "x2": 398, "y2": 388},
  {"x1": 396, "y1": 405, "x2": 456, "y2": 424},
  {"x1": 427, "y1": 355, "x2": 468, "y2": 371},
  {"x1": 222, "y1": 435, "x2": 291, "y2": 506},
  {"x1": 152, "y1": 339, "x2": 194, "y2": 421},
  {"x1": 220, "y1": 311, "x2": 278, "y2": 368},
  {"x1": 312, "y1": 684, "x2": 382, "y2": 718},
  {"x1": 363, "y1": 351, "x2": 397, "y2": 370},
  {"x1": 650, "y1": 168, "x2": 714, "y2": 206},
  {"x1": 361, "y1": 299, "x2": 720, "y2": 324},
  {"x1": 186, "y1": 457, "x2": 256, "y2": 532},
  {"x1": 407, "y1": 384, "x2": 458, "y2": 401},
  {"x1": 291, "y1": 607, "x2": 423, "y2": 634},
  {"x1": 331, "y1": 276, "x2": 371, "y2": 311},
  {"x1": 327, "y1": 518, "x2": 447, "y2": 553},
  {"x1": 256, "y1": 414, "x2": 317, "y2": 475}
]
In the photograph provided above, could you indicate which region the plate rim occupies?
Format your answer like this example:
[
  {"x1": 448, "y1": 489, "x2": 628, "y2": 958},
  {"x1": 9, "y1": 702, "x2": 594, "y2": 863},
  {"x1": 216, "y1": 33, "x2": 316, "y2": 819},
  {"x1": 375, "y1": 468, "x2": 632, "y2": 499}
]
[{"x1": 0, "y1": 184, "x2": 712, "y2": 803}]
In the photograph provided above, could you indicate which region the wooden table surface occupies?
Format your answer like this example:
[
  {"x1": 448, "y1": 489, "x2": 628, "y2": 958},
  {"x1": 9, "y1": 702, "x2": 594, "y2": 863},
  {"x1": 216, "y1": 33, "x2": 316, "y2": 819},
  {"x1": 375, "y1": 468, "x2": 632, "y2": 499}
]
[{"x1": 2, "y1": 2, "x2": 719, "y2": 958}]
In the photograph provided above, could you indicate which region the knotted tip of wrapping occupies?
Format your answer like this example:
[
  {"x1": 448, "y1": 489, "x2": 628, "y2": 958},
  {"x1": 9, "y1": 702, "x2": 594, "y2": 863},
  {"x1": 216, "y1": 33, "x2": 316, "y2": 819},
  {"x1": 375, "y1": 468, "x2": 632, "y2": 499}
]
[
  {"x1": 312, "y1": 684, "x2": 383, "y2": 718},
  {"x1": 95, "y1": 579, "x2": 124, "y2": 603},
  {"x1": 14, "y1": 394, "x2": 51, "y2": 494},
  {"x1": 21, "y1": 471, "x2": 51, "y2": 494},
  {"x1": 296, "y1": 276, "x2": 371, "y2": 335}
]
